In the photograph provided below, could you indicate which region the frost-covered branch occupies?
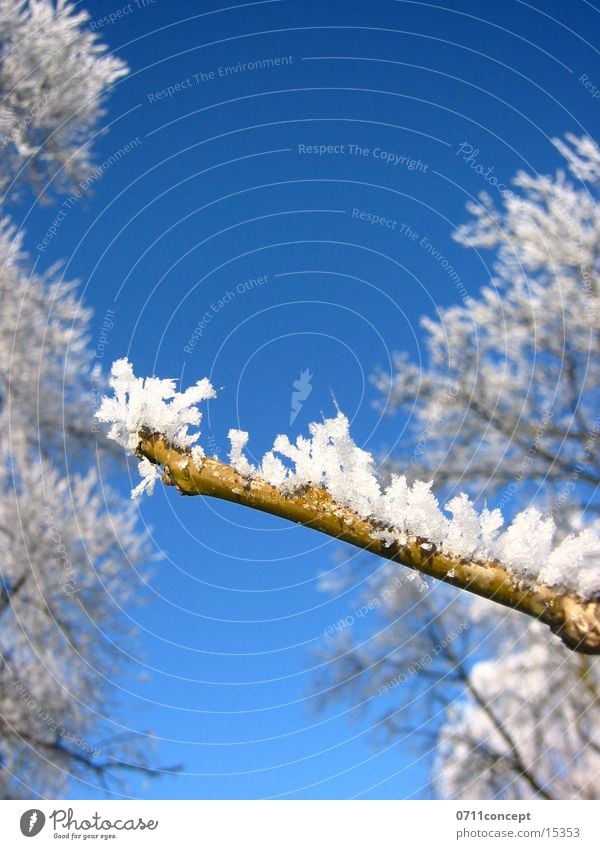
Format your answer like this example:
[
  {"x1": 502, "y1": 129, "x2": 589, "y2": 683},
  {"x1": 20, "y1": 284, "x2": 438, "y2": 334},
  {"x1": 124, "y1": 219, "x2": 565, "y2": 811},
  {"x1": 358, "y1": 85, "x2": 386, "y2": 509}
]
[{"x1": 96, "y1": 359, "x2": 600, "y2": 655}]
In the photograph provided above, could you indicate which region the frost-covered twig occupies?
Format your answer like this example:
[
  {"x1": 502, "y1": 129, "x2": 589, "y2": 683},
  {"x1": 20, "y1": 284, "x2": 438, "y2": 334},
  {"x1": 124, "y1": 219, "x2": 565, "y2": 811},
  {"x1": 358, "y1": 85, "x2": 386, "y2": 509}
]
[{"x1": 96, "y1": 359, "x2": 600, "y2": 654}]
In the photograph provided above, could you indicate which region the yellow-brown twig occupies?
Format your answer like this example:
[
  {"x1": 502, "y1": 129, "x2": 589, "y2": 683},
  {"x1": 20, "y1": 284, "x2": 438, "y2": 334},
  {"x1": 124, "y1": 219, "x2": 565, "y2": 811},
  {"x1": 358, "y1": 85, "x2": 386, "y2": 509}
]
[{"x1": 137, "y1": 431, "x2": 600, "y2": 655}]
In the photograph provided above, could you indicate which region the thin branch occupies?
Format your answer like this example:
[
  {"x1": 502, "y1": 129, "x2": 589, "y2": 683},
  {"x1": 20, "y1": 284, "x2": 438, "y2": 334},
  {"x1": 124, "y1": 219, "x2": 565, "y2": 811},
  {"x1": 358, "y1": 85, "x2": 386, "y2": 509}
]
[
  {"x1": 0, "y1": 574, "x2": 27, "y2": 618},
  {"x1": 445, "y1": 641, "x2": 555, "y2": 800},
  {"x1": 136, "y1": 431, "x2": 600, "y2": 655}
]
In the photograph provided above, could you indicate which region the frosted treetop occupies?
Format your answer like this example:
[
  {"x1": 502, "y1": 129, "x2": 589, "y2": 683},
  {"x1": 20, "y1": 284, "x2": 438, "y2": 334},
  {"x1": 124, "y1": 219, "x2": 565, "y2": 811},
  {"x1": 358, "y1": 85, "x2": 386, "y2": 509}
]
[{"x1": 97, "y1": 359, "x2": 600, "y2": 600}]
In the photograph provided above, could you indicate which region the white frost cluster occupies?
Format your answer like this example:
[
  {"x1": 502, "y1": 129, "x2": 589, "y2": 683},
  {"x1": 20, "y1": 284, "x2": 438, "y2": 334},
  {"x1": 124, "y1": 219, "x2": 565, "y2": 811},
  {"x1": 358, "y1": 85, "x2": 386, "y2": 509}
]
[
  {"x1": 96, "y1": 359, "x2": 600, "y2": 599},
  {"x1": 96, "y1": 358, "x2": 215, "y2": 496},
  {"x1": 229, "y1": 413, "x2": 381, "y2": 517},
  {"x1": 229, "y1": 415, "x2": 600, "y2": 599}
]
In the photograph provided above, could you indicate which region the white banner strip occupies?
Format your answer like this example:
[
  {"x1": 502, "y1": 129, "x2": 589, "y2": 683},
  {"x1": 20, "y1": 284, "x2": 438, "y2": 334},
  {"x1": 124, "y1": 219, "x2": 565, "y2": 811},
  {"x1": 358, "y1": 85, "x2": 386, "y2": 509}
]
[{"x1": 0, "y1": 800, "x2": 598, "y2": 847}]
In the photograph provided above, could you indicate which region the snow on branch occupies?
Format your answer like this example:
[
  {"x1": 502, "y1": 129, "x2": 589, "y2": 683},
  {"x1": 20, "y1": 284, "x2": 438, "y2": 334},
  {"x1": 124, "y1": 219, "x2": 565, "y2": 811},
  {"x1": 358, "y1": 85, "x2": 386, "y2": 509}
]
[
  {"x1": 96, "y1": 359, "x2": 600, "y2": 653},
  {"x1": 94, "y1": 359, "x2": 215, "y2": 496}
]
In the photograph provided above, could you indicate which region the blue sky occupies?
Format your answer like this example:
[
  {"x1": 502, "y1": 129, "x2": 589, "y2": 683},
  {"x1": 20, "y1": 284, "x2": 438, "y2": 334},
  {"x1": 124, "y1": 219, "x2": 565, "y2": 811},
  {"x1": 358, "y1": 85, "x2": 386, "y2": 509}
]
[{"x1": 18, "y1": 0, "x2": 600, "y2": 799}]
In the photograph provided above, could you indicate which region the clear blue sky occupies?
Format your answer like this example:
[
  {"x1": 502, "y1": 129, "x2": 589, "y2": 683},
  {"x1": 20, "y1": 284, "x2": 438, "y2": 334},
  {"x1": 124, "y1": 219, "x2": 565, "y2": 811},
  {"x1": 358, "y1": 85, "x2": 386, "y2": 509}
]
[{"x1": 20, "y1": 0, "x2": 600, "y2": 799}]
